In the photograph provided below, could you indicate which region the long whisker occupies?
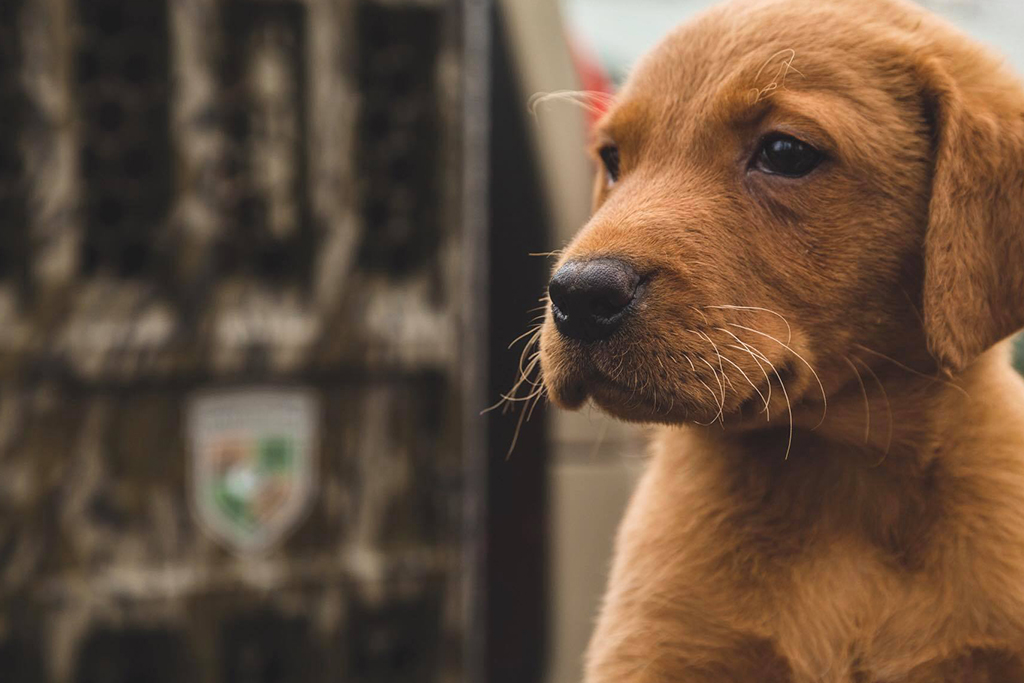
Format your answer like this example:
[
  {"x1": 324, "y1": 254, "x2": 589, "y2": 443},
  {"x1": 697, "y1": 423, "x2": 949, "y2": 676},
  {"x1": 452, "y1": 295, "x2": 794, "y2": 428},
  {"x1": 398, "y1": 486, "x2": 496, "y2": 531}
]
[
  {"x1": 483, "y1": 328, "x2": 543, "y2": 415},
  {"x1": 588, "y1": 419, "x2": 611, "y2": 460},
  {"x1": 716, "y1": 327, "x2": 771, "y2": 418},
  {"x1": 506, "y1": 398, "x2": 531, "y2": 460},
  {"x1": 483, "y1": 356, "x2": 541, "y2": 413},
  {"x1": 728, "y1": 323, "x2": 828, "y2": 429},
  {"x1": 705, "y1": 305, "x2": 793, "y2": 344},
  {"x1": 525, "y1": 382, "x2": 547, "y2": 421},
  {"x1": 851, "y1": 355, "x2": 893, "y2": 463},
  {"x1": 693, "y1": 330, "x2": 733, "y2": 391},
  {"x1": 699, "y1": 357, "x2": 726, "y2": 426},
  {"x1": 508, "y1": 325, "x2": 543, "y2": 350},
  {"x1": 843, "y1": 356, "x2": 871, "y2": 444},
  {"x1": 684, "y1": 353, "x2": 721, "y2": 426},
  {"x1": 528, "y1": 89, "x2": 615, "y2": 116},
  {"x1": 727, "y1": 342, "x2": 793, "y2": 460},
  {"x1": 720, "y1": 355, "x2": 769, "y2": 416},
  {"x1": 852, "y1": 343, "x2": 970, "y2": 400}
]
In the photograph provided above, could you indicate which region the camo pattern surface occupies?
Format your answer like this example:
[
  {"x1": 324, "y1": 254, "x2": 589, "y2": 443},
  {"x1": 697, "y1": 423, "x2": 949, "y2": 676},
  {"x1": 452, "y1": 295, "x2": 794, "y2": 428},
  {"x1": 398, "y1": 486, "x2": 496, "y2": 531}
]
[{"x1": 0, "y1": 0, "x2": 469, "y2": 681}]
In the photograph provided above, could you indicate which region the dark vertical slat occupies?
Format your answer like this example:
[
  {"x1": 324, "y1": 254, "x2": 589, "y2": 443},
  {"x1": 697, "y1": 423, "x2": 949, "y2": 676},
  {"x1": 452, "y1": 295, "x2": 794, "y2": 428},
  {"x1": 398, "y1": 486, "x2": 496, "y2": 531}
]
[
  {"x1": 355, "y1": 4, "x2": 442, "y2": 275},
  {"x1": 345, "y1": 584, "x2": 443, "y2": 683},
  {"x1": 72, "y1": 627, "x2": 197, "y2": 683},
  {"x1": 461, "y1": 0, "x2": 492, "y2": 679},
  {"x1": 0, "y1": 619, "x2": 45, "y2": 683},
  {"x1": 220, "y1": 610, "x2": 324, "y2": 683},
  {"x1": 218, "y1": 0, "x2": 313, "y2": 284},
  {"x1": 75, "y1": 0, "x2": 171, "y2": 278},
  {"x1": 485, "y1": 8, "x2": 550, "y2": 683},
  {"x1": 0, "y1": 0, "x2": 27, "y2": 288}
]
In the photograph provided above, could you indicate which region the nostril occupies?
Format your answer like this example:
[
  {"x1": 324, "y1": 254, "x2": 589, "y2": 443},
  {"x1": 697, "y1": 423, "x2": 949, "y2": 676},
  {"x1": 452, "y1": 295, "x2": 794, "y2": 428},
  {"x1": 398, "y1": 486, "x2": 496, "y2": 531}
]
[
  {"x1": 548, "y1": 259, "x2": 641, "y2": 341},
  {"x1": 547, "y1": 277, "x2": 570, "y2": 314}
]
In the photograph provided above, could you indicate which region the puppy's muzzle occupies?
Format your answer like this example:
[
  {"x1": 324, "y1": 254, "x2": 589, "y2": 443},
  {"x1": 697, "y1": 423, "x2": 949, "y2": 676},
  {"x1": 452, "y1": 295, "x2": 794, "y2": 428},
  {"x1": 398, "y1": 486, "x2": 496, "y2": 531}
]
[{"x1": 548, "y1": 259, "x2": 640, "y2": 342}]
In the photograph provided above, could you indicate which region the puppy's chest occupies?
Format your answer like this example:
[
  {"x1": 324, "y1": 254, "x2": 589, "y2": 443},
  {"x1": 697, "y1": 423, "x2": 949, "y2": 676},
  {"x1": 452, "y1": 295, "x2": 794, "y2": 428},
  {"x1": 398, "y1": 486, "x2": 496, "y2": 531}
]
[
  {"x1": 820, "y1": 649, "x2": 1024, "y2": 683},
  {"x1": 769, "y1": 549, "x2": 1024, "y2": 683}
]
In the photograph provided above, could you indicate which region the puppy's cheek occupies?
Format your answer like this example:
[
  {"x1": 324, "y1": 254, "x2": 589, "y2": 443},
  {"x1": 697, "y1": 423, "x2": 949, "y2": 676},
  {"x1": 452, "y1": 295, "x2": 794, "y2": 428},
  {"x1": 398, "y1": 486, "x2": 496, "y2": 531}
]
[{"x1": 539, "y1": 321, "x2": 588, "y2": 410}]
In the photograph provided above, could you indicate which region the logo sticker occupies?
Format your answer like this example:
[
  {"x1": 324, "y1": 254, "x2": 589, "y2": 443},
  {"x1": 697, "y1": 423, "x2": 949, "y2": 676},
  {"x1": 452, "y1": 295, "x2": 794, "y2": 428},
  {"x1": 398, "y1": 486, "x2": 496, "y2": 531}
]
[{"x1": 188, "y1": 389, "x2": 318, "y2": 553}]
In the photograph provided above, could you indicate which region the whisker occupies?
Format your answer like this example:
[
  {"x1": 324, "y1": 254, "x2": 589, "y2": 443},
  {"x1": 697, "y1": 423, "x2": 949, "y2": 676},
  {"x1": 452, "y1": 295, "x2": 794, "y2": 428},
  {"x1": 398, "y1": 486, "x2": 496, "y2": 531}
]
[
  {"x1": 720, "y1": 355, "x2": 769, "y2": 416},
  {"x1": 851, "y1": 355, "x2": 893, "y2": 463},
  {"x1": 770, "y1": 359, "x2": 794, "y2": 460},
  {"x1": 506, "y1": 398, "x2": 531, "y2": 460},
  {"x1": 727, "y1": 342, "x2": 793, "y2": 459},
  {"x1": 852, "y1": 343, "x2": 970, "y2": 400},
  {"x1": 705, "y1": 305, "x2": 793, "y2": 344},
  {"x1": 681, "y1": 353, "x2": 717, "y2": 425},
  {"x1": 528, "y1": 90, "x2": 615, "y2": 116},
  {"x1": 728, "y1": 323, "x2": 828, "y2": 429},
  {"x1": 693, "y1": 377, "x2": 725, "y2": 426},
  {"x1": 716, "y1": 328, "x2": 771, "y2": 419},
  {"x1": 843, "y1": 356, "x2": 871, "y2": 444},
  {"x1": 525, "y1": 383, "x2": 547, "y2": 421},
  {"x1": 588, "y1": 419, "x2": 611, "y2": 460},
  {"x1": 508, "y1": 325, "x2": 543, "y2": 350},
  {"x1": 699, "y1": 357, "x2": 726, "y2": 426},
  {"x1": 692, "y1": 329, "x2": 733, "y2": 391}
]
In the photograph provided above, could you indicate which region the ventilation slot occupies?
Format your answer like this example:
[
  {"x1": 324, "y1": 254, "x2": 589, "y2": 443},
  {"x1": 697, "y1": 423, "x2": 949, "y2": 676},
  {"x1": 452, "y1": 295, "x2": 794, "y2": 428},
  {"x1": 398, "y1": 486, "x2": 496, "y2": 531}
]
[
  {"x1": 73, "y1": 627, "x2": 195, "y2": 683},
  {"x1": 76, "y1": 0, "x2": 171, "y2": 278},
  {"x1": 355, "y1": 4, "x2": 442, "y2": 275},
  {"x1": 0, "y1": 0, "x2": 27, "y2": 287},
  {"x1": 347, "y1": 586, "x2": 442, "y2": 682},
  {"x1": 217, "y1": 0, "x2": 313, "y2": 284},
  {"x1": 221, "y1": 610, "x2": 322, "y2": 683}
]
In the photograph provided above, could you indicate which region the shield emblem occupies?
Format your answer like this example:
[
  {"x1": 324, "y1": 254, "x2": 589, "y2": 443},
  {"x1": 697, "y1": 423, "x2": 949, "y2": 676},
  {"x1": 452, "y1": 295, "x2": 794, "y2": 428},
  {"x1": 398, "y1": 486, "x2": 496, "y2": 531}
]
[{"x1": 188, "y1": 388, "x2": 318, "y2": 553}]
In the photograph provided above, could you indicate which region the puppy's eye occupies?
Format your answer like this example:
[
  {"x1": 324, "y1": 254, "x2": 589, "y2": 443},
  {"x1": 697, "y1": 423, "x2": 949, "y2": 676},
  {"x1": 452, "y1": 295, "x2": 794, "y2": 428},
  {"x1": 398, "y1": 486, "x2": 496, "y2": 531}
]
[
  {"x1": 756, "y1": 134, "x2": 823, "y2": 178},
  {"x1": 599, "y1": 144, "x2": 620, "y2": 185}
]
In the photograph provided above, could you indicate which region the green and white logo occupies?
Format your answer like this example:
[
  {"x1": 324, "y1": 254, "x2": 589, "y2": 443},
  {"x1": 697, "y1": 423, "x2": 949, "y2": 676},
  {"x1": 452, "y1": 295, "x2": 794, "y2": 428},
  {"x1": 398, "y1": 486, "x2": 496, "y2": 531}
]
[{"x1": 188, "y1": 389, "x2": 318, "y2": 553}]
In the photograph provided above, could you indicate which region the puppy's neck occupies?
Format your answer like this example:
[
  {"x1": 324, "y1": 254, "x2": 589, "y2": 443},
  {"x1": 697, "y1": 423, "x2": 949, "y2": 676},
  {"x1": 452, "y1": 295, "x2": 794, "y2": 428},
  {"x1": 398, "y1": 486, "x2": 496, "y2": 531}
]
[{"x1": 665, "y1": 340, "x2": 1024, "y2": 558}]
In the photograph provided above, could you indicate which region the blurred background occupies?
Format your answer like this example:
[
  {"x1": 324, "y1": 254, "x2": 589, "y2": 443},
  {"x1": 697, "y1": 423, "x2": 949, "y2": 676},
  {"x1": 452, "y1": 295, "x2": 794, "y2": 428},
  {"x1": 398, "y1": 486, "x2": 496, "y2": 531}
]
[{"x1": 0, "y1": 0, "x2": 1022, "y2": 682}]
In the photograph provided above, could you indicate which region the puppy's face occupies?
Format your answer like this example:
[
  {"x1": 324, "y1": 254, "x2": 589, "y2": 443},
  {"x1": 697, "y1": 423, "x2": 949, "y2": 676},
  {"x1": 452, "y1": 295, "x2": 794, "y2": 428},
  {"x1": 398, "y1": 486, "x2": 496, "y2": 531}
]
[{"x1": 539, "y1": 0, "x2": 1023, "y2": 427}]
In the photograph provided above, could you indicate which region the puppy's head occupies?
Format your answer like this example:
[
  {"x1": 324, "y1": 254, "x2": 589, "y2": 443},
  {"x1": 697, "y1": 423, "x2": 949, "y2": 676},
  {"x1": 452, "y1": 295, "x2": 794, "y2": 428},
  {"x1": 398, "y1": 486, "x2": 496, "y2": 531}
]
[{"x1": 539, "y1": 0, "x2": 1024, "y2": 427}]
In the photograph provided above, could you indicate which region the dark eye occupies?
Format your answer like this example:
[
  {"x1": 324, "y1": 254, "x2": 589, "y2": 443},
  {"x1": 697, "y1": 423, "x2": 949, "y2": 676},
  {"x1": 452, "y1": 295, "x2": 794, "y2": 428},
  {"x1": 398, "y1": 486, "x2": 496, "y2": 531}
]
[
  {"x1": 756, "y1": 134, "x2": 823, "y2": 177},
  {"x1": 599, "y1": 144, "x2": 620, "y2": 185}
]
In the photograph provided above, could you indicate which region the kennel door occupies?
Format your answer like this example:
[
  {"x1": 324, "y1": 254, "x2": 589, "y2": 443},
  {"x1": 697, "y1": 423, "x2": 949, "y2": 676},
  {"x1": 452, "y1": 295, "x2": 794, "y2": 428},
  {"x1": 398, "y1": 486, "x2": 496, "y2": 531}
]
[{"x1": 0, "y1": 0, "x2": 481, "y2": 681}]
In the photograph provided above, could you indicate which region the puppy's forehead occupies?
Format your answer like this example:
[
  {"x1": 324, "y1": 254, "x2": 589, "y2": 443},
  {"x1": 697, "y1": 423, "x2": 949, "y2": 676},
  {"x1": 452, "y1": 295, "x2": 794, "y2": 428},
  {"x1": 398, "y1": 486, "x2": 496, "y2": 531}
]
[{"x1": 601, "y1": 0, "x2": 922, "y2": 138}]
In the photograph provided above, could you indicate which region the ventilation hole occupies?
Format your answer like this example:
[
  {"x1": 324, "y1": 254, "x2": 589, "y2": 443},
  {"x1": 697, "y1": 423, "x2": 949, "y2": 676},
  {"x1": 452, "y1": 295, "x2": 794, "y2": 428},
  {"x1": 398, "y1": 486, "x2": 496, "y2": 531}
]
[
  {"x1": 97, "y1": 99, "x2": 125, "y2": 132},
  {"x1": 76, "y1": 0, "x2": 170, "y2": 278},
  {"x1": 121, "y1": 147, "x2": 151, "y2": 178},
  {"x1": 123, "y1": 53, "x2": 150, "y2": 84},
  {"x1": 119, "y1": 242, "x2": 148, "y2": 278},
  {"x1": 94, "y1": 197, "x2": 125, "y2": 227}
]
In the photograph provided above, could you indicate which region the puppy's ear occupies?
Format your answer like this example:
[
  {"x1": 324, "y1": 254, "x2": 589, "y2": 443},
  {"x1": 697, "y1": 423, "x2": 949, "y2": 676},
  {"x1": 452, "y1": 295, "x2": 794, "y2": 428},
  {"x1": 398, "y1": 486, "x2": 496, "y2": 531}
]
[{"x1": 919, "y1": 54, "x2": 1024, "y2": 373}]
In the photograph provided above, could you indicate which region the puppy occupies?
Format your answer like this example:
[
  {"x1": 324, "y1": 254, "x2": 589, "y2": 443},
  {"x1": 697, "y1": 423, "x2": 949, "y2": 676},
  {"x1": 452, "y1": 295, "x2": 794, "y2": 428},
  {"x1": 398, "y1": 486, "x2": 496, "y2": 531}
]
[{"x1": 536, "y1": 0, "x2": 1024, "y2": 680}]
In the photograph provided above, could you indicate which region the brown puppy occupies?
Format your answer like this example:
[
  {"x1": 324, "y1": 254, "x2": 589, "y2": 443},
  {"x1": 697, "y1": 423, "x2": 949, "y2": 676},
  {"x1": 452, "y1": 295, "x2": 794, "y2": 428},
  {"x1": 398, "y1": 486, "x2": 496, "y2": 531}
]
[{"x1": 536, "y1": 0, "x2": 1024, "y2": 680}]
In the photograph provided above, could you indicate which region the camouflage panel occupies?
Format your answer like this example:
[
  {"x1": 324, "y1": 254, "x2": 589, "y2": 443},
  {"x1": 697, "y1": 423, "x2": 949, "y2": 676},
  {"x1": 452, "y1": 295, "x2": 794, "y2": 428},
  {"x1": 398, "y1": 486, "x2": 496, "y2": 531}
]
[{"x1": 0, "y1": 0, "x2": 474, "y2": 681}]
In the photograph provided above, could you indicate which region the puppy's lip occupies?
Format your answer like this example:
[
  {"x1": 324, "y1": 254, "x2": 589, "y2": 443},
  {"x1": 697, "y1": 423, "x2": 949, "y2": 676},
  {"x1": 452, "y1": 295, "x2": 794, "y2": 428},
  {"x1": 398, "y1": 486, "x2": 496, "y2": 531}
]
[
  {"x1": 547, "y1": 359, "x2": 629, "y2": 411},
  {"x1": 556, "y1": 375, "x2": 590, "y2": 409}
]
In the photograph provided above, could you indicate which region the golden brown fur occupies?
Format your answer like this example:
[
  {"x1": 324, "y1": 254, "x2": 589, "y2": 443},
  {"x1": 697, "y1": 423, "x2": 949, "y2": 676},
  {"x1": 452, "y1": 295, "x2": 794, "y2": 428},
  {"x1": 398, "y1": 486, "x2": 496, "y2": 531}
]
[{"x1": 535, "y1": 0, "x2": 1024, "y2": 680}]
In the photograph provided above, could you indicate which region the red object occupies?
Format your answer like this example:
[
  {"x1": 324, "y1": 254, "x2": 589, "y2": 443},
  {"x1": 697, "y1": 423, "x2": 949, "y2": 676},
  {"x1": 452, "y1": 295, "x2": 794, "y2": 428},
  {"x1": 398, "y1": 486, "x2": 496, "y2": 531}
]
[{"x1": 568, "y1": 33, "x2": 615, "y2": 128}]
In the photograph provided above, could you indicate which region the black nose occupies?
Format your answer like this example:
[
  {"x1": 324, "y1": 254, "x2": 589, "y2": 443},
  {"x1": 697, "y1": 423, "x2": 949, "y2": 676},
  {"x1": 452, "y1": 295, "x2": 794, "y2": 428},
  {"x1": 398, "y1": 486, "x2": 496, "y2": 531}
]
[{"x1": 548, "y1": 259, "x2": 640, "y2": 341}]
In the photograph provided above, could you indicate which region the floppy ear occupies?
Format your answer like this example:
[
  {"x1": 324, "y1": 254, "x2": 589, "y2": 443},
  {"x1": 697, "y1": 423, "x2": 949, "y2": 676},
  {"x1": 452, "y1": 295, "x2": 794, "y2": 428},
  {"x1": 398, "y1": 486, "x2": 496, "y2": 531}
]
[{"x1": 919, "y1": 54, "x2": 1024, "y2": 373}]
